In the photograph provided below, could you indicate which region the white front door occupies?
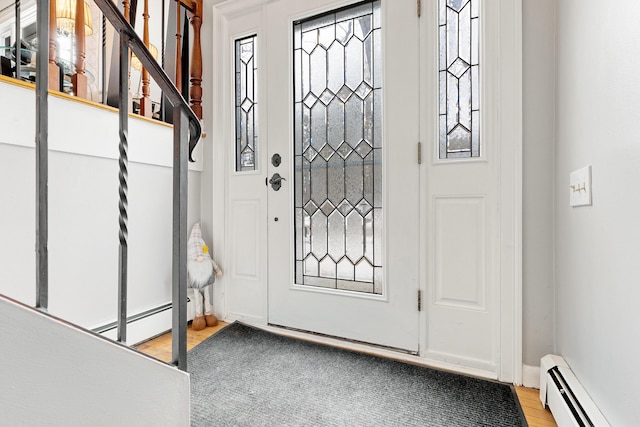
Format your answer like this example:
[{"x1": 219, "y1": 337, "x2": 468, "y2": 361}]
[{"x1": 264, "y1": 0, "x2": 420, "y2": 352}]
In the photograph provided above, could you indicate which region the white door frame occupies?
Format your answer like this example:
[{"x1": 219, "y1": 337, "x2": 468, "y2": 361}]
[{"x1": 207, "y1": 0, "x2": 523, "y2": 384}]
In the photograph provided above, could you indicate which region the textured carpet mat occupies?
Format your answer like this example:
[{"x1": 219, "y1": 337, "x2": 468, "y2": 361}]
[{"x1": 188, "y1": 322, "x2": 526, "y2": 426}]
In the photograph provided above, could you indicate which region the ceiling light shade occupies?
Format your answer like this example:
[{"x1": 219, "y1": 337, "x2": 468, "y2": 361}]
[
  {"x1": 56, "y1": 0, "x2": 94, "y2": 36},
  {"x1": 131, "y1": 44, "x2": 159, "y2": 71}
]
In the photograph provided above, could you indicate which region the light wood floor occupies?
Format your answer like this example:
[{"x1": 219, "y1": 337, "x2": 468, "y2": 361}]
[{"x1": 136, "y1": 323, "x2": 556, "y2": 427}]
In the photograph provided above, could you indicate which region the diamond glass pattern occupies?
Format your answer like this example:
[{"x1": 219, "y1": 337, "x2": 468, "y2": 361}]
[
  {"x1": 294, "y1": 0, "x2": 382, "y2": 294},
  {"x1": 235, "y1": 36, "x2": 258, "y2": 171},
  {"x1": 439, "y1": 0, "x2": 480, "y2": 159}
]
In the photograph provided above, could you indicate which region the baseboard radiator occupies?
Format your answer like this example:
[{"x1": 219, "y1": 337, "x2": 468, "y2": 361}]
[{"x1": 539, "y1": 355, "x2": 610, "y2": 427}]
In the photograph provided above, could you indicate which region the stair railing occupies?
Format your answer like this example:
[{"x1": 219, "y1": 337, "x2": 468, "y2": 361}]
[{"x1": 35, "y1": 0, "x2": 200, "y2": 371}]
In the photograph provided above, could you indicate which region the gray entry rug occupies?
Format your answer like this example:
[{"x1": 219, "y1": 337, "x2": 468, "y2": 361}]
[{"x1": 188, "y1": 322, "x2": 527, "y2": 427}]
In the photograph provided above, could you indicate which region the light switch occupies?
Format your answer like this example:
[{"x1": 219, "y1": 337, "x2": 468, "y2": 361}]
[{"x1": 569, "y1": 165, "x2": 592, "y2": 207}]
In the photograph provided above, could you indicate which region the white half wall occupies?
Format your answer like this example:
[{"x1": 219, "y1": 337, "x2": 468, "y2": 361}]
[
  {"x1": 0, "y1": 295, "x2": 189, "y2": 426},
  {"x1": 0, "y1": 80, "x2": 202, "y2": 338},
  {"x1": 555, "y1": 0, "x2": 640, "y2": 425}
]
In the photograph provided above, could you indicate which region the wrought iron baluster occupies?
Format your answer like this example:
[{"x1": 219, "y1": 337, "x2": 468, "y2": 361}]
[
  {"x1": 117, "y1": 30, "x2": 130, "y2": 344},
  {"x1": 36, "y1": 0, "x2": 50, "y2": 311}
]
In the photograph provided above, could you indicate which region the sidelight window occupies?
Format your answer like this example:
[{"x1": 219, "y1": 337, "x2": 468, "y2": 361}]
[{"x1": 439, "y1": 0, "x2": 480, "y2": 159}]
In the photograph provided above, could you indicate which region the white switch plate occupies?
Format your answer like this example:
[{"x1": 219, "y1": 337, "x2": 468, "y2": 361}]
[{"x1": 570, "y1": 165, "x2": 592, "y2": 207}]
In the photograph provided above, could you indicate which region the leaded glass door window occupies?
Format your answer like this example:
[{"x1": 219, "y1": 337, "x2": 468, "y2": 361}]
[
  {"x1": 293, "y1": 0, "x2": 382, "y2": 294},
  {"x1": 439, "y1": 0, "x2": 480, "y2": 159}
]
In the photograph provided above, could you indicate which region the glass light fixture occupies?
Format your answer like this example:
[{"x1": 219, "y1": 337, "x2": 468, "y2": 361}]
[
  {"x1": 131, "y1": 44, "x2": 159, "y2": 71},
  {"x1": 56, "y1": 0, "x2": 94, "y2": 36}
]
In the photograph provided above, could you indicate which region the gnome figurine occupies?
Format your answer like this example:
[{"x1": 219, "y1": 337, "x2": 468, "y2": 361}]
[{"x1": 187, "y1": 223, "x2": 223, "y2": 331}]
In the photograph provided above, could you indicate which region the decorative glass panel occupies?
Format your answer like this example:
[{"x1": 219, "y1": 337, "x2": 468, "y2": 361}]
[
  {"x1": 294, "y1": 0, "x2": 382, "y2": 295},
  {"x1": 235, "y1": 35, "x2": 257, "y2": 171},
  {"x1": 439, "y1": 0, "x2": 480, "y2": 159}
]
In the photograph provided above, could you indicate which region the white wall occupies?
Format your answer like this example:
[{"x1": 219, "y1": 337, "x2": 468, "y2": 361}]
[
  {"x1": 555, "y1": 0, "x2": 640, "y2": 425},
  {"x1": 522, "y1": 0, "x2": 556, "y2": 368},
  {"x1": 0, "y1": 80, "x2": 202, "y2": 339},
  {"x1": 0, "y1": 295, "x2": 190, "y2": 426}
]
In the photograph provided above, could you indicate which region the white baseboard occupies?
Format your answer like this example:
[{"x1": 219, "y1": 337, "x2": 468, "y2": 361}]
[
  {"x1": 522, "y1": 364, "x2": 541, "y2": 389},
  {"x1": 93, "y1": 304, "x2": 172, "y2": 346}
]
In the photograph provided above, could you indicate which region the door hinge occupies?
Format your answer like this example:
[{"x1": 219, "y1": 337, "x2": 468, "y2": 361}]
[
  {"x1": 418, "y1": 290, "x2": 422, "y2": 311},
  {"x1": 417, "y1": 0, "x2": 421, "y2": 17},
  {"x1": 418, "y1": 142, "x2": 422, "y2": 165}
]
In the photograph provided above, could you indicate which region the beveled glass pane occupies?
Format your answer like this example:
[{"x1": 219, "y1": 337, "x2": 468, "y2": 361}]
[
  {"x1": 439, "y1": 71, "x2": 447, "y2": 115},
  {"x1": 311, "y1": 102, "x2": 327, "y2": 148},
  {"x1": 302, "y1": 158, "x2": 311, "y2": 203},
  {"x1": 318, "y1": 25, "x2": 335, "y2": 49},
  {"x1": 296, "y1": 208, "x2": 304, "y2": 260},
  {"x1": 337, "y1": 257, "x2": 354, "y2": 280},
  {"x1": 373, "y1": 29, "x2": 382, "y2": 89},
  {"x1": 336, "y1": 20, "x2": 353, "y2": 45},
  {"x1": 373, "y1": 89, "x2": 382, "y2": 148},
  {"x1": 373, "y1": 149, "x2": 382, "y2": 208},
  {"x1": 355, "y1": 258, "x2": 374, "y2": 283},
  {"x1": 363, "y1": 33, "x2": 373, "y2": 86},
  {"x1": 304, "y1": 254, "x2": 319, "y2": 276},
  {"x1": 354, "y1": 15, "x2": 372, "y2": 40},
  {"x1": 320, "y1": 256, "x2": 337, "y2": 278},
  {"x1": 327, "y1": 42, "x2": 345, "y2": 93},
  {"x1": 439, "y1": 26, "x2": 447, "y2": 71},
  {"x1": 364, "y1": 92, "x2": 374, "y2": 144},
  {"x1": 448, "y1": 125, "x2": 471, "y2": 152},
  {"x1": 471, "y1": 65, "x2": 479, "y2": 110},
  {"x1": 328, "y1": 211, "x2": 345, "y2": 261},
  {"x1": 459, "y1": 3, "x2": 471, "y2": 64},
  {"x1": 311, "y1": 210, "x2": 328, "y2": 259},
  {"x1": 459, "y1": 68, "x2": 472, "y2": 130},
  {"x1": 345, "y1": 95, "x2": 364, "y2": 147},
  {"x1": 302, "y1": 29, "x2": 318, "y2": 54},
  {"x1": 446, "y1": 7, "x2": 458, "y2": 67},
  {"x1": 294, "y1": 23, "x2": 302, "y2": 50},
  {"x1": 446, "y1": 72, "x2": 459, "y2": 133},
  {"x1": 310, "y1": 154, "x2": 328, "y2": 205},
  {"x1": 345, "y1": 37, "x2": 364, "y2": 90},
  {"x1": 363, "y1": 150, "x2": 374, "y2": 205},
  {"x1": 294, "y1": 1, "x2": 382, "y2": 294},
  {"x1": 374, "y1": 267, "x2": 383, "y2": 294},
  {"x1": 346, "y1": 211, "x2": 364, "y2": 262},
  {"x1": 294, "y1": 49, "x2": 303, "y2": 102},
  {"x1": 471, "y1": 0, "x2": 479, "y2": 18},
  {"x1": 364, "y1": 211, "x2": 374, "y2": 262},
  {"x1": 471, "y1": 17, "x2": 479, "y2": 65},
  {"x1": 345, "y1": 153, "x2": 364, "y2": 203},
  {"x1": 439, "y1": 116, "x2": 447, "y2": 159},
  {"x1": 472, "y1": 110, "x2": 480, "y2": 157},
  {"x1": 327, "y1": 155, "x2": 345, "y2": 205},
  {"x1": 310, "y1": 46, "x2": 327, "y2": 96},
  {"x1": 373, "y1": 209, "x2": 382, "y2": 266},
  {"x1": 295, "y1": 156, "x2": 303, "y2": 207}
]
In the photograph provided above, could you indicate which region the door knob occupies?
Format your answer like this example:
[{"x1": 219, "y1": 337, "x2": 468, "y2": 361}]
[{"x1": 268, "y1": 173, "x2": 286, "y2": 191}]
